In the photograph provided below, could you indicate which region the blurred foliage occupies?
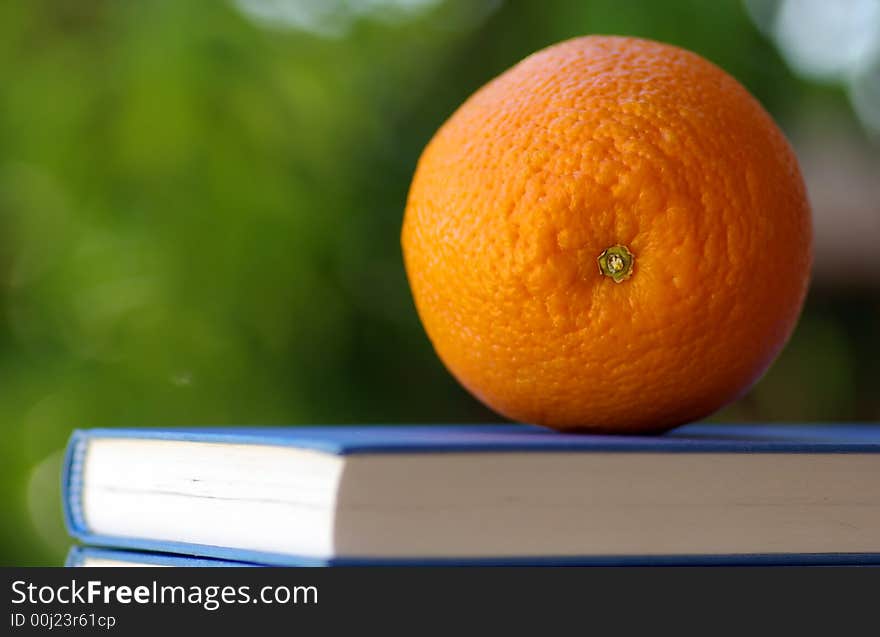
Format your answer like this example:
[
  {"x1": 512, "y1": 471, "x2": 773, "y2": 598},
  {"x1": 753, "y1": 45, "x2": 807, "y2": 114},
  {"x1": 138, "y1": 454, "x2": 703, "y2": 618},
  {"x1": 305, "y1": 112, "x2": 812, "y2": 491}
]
[{"x1": 0, "y1": 0, "x2": 877, "y2": 565}]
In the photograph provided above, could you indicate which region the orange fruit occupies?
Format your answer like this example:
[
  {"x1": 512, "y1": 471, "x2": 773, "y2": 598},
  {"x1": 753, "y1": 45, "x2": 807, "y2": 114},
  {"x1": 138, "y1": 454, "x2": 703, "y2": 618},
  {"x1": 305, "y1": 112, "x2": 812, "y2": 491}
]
[{"x1": 401, "y1": 36, "x2": 812, "y2": 433}]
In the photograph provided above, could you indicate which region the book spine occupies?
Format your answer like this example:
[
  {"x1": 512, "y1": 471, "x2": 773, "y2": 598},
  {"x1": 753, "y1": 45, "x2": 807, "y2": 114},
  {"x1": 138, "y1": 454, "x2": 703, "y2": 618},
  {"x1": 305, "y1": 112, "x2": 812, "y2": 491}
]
[
  {"x1": 62, "y1": 431, "x2": 90, "y2": 537},
  {"x1": 64, "y1": 546, "x2": 85, "y2": 567}
]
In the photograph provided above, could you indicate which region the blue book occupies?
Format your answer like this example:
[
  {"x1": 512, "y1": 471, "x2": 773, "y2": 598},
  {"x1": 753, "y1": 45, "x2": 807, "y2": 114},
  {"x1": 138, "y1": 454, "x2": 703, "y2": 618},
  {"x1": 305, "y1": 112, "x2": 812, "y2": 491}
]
[
  {"x1": 66, "y1": 546, "x2": 257, "y2": 567},
  {"x1": 63, "y1": 424, "x2": 880, "y2": 566}
]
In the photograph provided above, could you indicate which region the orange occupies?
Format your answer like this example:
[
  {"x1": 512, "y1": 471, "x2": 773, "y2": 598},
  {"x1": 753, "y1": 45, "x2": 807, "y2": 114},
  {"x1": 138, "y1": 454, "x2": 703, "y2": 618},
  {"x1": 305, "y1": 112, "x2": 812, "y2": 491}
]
[{"x1": 401, "y1": 36, "x2": 812, "y2": 433}]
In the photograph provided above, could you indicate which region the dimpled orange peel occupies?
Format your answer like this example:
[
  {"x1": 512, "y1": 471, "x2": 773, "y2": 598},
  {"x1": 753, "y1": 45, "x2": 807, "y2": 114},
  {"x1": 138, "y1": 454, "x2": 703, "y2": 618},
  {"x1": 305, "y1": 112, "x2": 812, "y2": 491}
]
[{"x1": 401, "y1": 36, "x2": 812, "y2": 433}]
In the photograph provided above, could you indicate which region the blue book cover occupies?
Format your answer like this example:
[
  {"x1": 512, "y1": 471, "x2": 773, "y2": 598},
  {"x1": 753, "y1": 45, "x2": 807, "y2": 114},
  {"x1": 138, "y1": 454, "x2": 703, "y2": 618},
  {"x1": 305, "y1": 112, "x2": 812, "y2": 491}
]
[
  {"x1": 63, "y1": 545, "x2": 880, "y2": 568},
  {"x1": 66, "y1": 546, "x2": 258, "y2": 567},
  {"x1": 63, "y1": 423, "x2": 880, "y2": 566}
]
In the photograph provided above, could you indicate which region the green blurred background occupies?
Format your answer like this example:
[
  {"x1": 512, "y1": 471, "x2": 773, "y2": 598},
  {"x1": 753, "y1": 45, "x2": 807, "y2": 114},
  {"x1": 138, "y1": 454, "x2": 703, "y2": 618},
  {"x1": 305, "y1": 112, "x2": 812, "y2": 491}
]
[{"x1": 1, "y1": 0, "x2": 879, "y2": 565}]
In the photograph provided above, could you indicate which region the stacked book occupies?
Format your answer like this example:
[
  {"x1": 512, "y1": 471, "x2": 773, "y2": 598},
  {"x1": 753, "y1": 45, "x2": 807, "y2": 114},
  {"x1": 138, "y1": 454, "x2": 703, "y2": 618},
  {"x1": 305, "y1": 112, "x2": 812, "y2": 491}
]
[{"x1": 63, "y1": 424, "x2": 880, "y2": 567}]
